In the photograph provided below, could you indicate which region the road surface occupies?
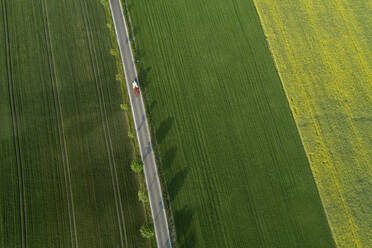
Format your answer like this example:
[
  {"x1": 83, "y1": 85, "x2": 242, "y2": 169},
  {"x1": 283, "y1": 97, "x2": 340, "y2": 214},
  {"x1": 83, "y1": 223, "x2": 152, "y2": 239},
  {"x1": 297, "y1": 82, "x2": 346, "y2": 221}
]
[{"x1": 108, "y1": 0, "x2": 172, "y2": 247}]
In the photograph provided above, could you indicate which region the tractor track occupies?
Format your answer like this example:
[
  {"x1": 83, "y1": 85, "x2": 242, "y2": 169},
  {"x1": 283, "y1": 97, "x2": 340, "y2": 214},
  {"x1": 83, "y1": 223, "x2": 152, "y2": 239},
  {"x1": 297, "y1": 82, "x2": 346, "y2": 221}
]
[
  {"x1": 2, "y1": 0, "x2": 27, "y2": 246},
  {"x1": 79, "y1": 1, "x2": 128, "y2": 247},
  {"x1": 39, "y1": 1, "x2": 79, "y2": 247}
]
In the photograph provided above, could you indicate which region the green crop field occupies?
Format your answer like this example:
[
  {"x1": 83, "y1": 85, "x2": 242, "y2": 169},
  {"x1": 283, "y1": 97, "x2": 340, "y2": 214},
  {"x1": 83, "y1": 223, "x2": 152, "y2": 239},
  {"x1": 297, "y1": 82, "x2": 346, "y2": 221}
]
[
  {"x1": 126, "y1": 0, "x2": 335, "y2": 247},
  {"x1": 0, "y1": 0, "x2": 147, "y2": 247}
]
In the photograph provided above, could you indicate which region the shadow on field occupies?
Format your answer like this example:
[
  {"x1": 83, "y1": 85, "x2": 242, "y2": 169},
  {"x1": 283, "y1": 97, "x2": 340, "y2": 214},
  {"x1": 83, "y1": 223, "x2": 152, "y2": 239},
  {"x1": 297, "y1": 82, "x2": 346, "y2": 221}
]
[
  {"x1": 134, "y1": 47, "x2": 145, "y2": 61},
  {"x1": 162, "y1": 146, "x2": 177, "y2": 169},
  {"x1": 147, "y1": 100, "x2": 157, "y2": 113},
  {"x1": 124, "y1": 2, "x2": 140, "y2": 36},
  {"x1": 137, "y1": 66, "x2": 151, "y2": 90},
  {"x1": 156, "y1": 116, "x2": 174, "y2": 144},
  {"x1": 126, "y1": 2, "x2": 134, "y2": 13},
  {"x1": 174, "y1": 205, "x2": 196, "y2": 248},
  {"x1": 131, "y1": 25, "x2": 139, "y2": 37},
  {"x1": 168, "y1": 167, "x2": 189, "y2": 201}
]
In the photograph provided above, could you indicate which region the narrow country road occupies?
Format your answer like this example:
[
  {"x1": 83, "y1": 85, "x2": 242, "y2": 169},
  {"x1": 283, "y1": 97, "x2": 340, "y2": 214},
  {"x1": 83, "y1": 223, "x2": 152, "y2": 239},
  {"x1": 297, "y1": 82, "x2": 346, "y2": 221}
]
[{"x1": 108, "y1": 0, "x2": 172, "y2": 247}]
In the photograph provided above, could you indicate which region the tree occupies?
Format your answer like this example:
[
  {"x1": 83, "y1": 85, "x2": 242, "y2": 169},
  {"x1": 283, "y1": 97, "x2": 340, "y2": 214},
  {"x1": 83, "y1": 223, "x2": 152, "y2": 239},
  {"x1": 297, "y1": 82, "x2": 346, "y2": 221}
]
[
  {"x1": 100, "y1": 0, "x2": 108, "y2": 7},
  {"x1": 138, "y1": 190, "x2": 148, "y2": 203},
  {"x1": 131, "y1": 159, "x2": 143, "y2": 174},
  {"x1": 110, "y1": 48, "x2": 118, "y2": 57},
  {"x1": 128, "y1": 129, "x2": 135, "y2": 139},
  {"x1": 116, "y1": 73, "x2": 123, "y2": 82},
  {"x1": 120, "y1": 103, "x2": 129, "y2": 112},
  {"x1": 140, "y1": 223, "x2": 154, "y2": 239}
]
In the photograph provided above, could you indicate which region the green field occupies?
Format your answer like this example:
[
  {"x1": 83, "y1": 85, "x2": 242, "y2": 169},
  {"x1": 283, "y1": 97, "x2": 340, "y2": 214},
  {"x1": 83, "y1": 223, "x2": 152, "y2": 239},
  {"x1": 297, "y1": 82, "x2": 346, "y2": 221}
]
[
  {"x1": 0, "y1": 0, "x2": 147, "y2": 247},
  {"x1": 127, "y1": 0, "x2": 335, "y2": 247}
]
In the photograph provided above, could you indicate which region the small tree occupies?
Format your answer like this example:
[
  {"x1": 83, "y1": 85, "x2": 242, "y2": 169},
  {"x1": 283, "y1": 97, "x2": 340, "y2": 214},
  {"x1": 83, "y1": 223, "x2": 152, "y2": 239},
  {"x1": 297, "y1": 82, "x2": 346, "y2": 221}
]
[
  {"x1": 138, "y1": 190, "x2": 148, "y2": 203},
  {"x1": 140, "y1": 223, "x2": 154, "y2": 239},
  {"x1": 116, "y1": 73, "x2": 123, "y2": 82},
  {"x1": 128, "y1": 130, "x2": 135, "y2": 139},
  {"x1": 110, "y1": 48, "x2": 118, "y2": 57},
  {"x1": 120, "y1": 103, "x2": 129, "y2": 112},
  {"x1": 131, "y1": 159, "x2": 143, "y2": 174},
  {"x1": 100, "y1": 0, "x2": 108, "y2": 7}
]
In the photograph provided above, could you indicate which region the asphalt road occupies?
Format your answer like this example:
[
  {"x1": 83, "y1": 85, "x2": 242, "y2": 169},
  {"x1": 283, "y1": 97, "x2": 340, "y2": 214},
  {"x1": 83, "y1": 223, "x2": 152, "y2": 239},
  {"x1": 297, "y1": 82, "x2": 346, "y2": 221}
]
[{"x1": 108, "y1": 0, "x2": 172, "y2": 247}]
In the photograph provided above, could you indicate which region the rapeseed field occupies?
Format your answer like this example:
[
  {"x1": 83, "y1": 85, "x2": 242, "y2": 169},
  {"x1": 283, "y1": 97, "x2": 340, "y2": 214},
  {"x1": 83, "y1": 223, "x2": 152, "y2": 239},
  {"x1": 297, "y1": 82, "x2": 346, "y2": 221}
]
[{"x1": 254, "y1": 0, "x2": 372, "y2": 246}]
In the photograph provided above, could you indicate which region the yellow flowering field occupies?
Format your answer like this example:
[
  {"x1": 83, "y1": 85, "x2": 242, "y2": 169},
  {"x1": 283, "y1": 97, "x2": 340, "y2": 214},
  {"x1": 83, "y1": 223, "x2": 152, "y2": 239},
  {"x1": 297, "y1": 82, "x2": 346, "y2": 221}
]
[{"x1": 254, "y1": 1, "x2": 372, "y2": 247}]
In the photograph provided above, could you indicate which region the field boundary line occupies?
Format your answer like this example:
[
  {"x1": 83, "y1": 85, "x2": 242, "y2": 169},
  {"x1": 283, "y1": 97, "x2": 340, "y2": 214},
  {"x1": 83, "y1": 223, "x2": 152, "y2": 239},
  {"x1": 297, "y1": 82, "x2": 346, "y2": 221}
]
[
  {"x1": 79, "y1": 1, "x2": 129, "y2": 247},
  {"x1": 252, "y1": 1, "x2": 359, "y2": 246},
  {"x1": 39, "y1": 1, "x2": 79, "y2": 247},
  {"x1": 2, "y1": 0, "x2": 27, "y2": 246}
]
